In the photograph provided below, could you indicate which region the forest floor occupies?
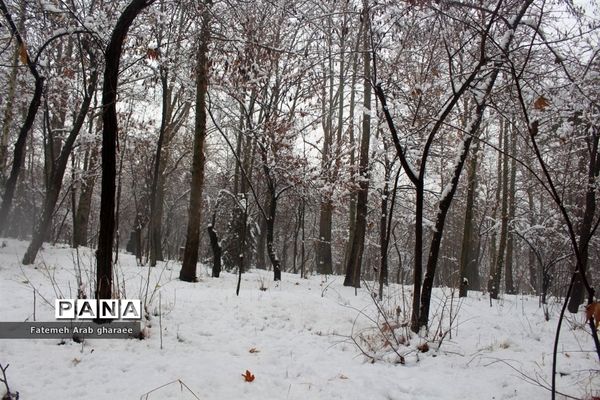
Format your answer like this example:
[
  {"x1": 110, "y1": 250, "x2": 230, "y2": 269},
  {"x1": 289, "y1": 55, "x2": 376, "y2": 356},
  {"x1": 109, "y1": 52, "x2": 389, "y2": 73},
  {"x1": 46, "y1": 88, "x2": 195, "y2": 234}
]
[{"x1": 0, "y1": 238, "x2": 598, "y2": 399}]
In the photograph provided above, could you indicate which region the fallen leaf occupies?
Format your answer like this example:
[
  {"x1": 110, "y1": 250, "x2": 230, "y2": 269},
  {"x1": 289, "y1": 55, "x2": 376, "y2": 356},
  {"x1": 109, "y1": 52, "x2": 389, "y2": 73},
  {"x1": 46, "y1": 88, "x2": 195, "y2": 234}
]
[
  {"x1": 71, "y1": 358, "x2": 81, "y2": 366},
  {"x1": 339, "y1": 374, "x2": 348, "y2": 380},
  {"x1": 417, "y1": 342, "x2": 429, "y2": 353},
  {"x1": 242, "y1": 370, "x2": 255, "y2": 382},
  {"x1": 249, "y1": 347, "x2": 260, "y2": 353}
]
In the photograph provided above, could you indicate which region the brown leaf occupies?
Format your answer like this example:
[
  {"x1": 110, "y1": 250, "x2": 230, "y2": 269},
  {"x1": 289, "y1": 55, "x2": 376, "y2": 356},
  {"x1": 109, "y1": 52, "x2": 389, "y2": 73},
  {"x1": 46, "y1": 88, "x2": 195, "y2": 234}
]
[
  {"x1": 63, "y1": 67, "x2": 75, "y2": 79},
  {"x1": 381, "y1": 322, "x2": 400, "y2": 333},
  {"x1": 249, "y1": 347, "x2": 260, "y2": 353},
  {"x1": 242, "y1": 370, "x2": 255, "y2": 382},
  {"x1": 146, "y1": 48, "x2": 160, "y2": 60},
  {"x1": 533, "y1": 96, "x2": 550, "y2": 111},
  {"x1": 417, "y1": 342, "x2": 429, "y2": 353},
  {"x1": 586, "y1": 302, "x2": 600, "y2": 329},
  {"x1": 19, "y1": 42, "x2": 29, "y2": 65},
  {"x1": 410, "y1": 88, "x2": 422, "y2": 97}
]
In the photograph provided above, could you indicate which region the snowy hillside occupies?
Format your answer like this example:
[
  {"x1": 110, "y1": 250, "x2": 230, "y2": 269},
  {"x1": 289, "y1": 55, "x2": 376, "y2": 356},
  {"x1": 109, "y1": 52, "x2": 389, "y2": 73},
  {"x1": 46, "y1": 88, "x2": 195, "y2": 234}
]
[{"x1": 0, "y1": 239, "x2": 597, "y2": 400}]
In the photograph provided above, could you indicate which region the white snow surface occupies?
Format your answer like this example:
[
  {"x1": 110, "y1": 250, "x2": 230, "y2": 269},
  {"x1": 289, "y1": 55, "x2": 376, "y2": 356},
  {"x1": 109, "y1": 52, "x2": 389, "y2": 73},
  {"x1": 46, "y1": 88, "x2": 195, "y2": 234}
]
[{"x1": 0, "y1": 239, "x2": 598, "y2": 400}]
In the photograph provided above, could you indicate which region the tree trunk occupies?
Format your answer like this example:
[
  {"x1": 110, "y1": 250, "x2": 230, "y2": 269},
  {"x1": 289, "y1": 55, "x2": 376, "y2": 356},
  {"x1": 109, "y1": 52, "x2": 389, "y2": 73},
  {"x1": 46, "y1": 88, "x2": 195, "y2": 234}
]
[
  {"x1": 418, "y1": 68, "x2": 511, "y2": 330},
  {"x1": 180, "y1": 0, "x2": 211, "y2": 282},
  {"x1": 23, "y1": 59, "x2": 98, "y2": 264},
  {"x1": 149, "y1": 73, "x2": 171, "y2": 266},
  {"x1": 378, "y1": 164, "x2": 390, "y2": 299},
  {"x1": 316, "y1": 202, "x2": 333, "y2": 274},
  {"x1": 0, "y1": 0, "x2": 23, "y2": 178},
  {"x1": 504, "y1": 123, "x2": 517, "y2": 294},
  {"x1": 208, "y1": 210, "x2": 222, "y2": 278},
  {"x1": 0, "y1": 0, "x2": 44, "y2": 235},
  {"x1": 567, "y1": 130, "x2": 600, "y2": 312},
  {"x1": 459, "y1": 139, "x2": 480, "y2": 297},
  {"x1": 74, "y1": 139, "x2": 99, "y2": 247},
  {"x1": 266, "y1": 192, "x2": 281, "y2": 281},
  {"x1": 256, "y1": 214, "x2": 267, "y2": 269},
  {"x1": 96, "y1": 0, "x2": 153, "y2": 301},
  {"x1": 316, "y1": 15, "x2": 335, "y2": 276},
  {"x1": 526, "y1": 176, "x2": 538, "y2": 294},
  {"x1": 344, "y1": 4, "x2": 370, "y2": 288},
  {"x1": 489, "y1": 118, "x2": 509, "y2": 300},
  {"x1": 342, "y1": 15, "x2": 363, "y2": 276},
  {"x1": 487, "y1": 120, "x2": 503, "y2": 294}
]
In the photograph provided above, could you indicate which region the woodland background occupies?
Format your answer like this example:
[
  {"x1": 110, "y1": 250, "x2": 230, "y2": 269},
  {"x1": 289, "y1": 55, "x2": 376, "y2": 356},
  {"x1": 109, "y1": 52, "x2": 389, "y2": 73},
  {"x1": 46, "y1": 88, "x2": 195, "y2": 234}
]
[{"x1": 0, "y1": 0, "x2": 599, "y2": 334}]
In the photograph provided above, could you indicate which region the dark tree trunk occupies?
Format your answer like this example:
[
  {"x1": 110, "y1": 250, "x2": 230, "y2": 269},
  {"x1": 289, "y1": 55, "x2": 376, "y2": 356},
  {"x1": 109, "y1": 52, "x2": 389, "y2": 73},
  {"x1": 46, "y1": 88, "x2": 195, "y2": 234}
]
[
  {"x1": 489, "y1": 118, "x2": 510, "y2": 300},
  {"x1": 415, "y1": 1, "x2": 534, "y2": 326},
  {"x1": 342, "y1": 21, "x2": 362, "y2": 277},
  {"x1": 208, "y1": 212, "x2": 222, "y2": 278},
  {"x1": 180, "y1": 0, "x2": 211, "y2": 282},
  {"x1": 149, "y1": 73, "x2": 171, "y2": 267},
  {"x1": 0, "y1": 0, "x2": 44, "y2": 235},
  {"x1": 378, "y1": 165, "x2": 390, "y2": 299},
  {"x1": 23, "y1": 58, "x2": 98, "y2": 265},
  {"x1": 526, "y1": 181, "x2": 538, "y2": 294},
  {"x1": 73, "y1": 141, "x2": 99, "y2": 247},
  {"x1": 459, "y1": 140, "x2": 480, "y2": 297},
  {"x1": 488, "y1": 128, "x2": 503, "y2": 294},
  {"x1": 568, "y1": 130, "x2": 600, "y2": 312},
  {"x1": 505, "y1": 124, "x2": 517, "y2": 294},
  {"x1": 0, "y1": 0, "x2": 23, "y2": 177},
  {"x1": 266, "y1": 193, "x2": 281, "y2": 281},
  {"x1": 344, "y1": 5, "x2": 371, "y2": 288},
  {"x1": 96, "y1": 0, "x2": 153, "y2": 301},
  {"x1": 316, "y1": 201, "x2": 333, "y2": 274},
  {"x1": 316, "y1": 16, "x2": 335, "y2": 277},
  {"x1": 418, "y1": 65, "x2": 506, "y2": 329},
  {"x1": 418, "y1": 134, "x2": 473, "y2": 329},
  {"x1": 256, "y1": 209, "x2": 267, "y2": 269}
]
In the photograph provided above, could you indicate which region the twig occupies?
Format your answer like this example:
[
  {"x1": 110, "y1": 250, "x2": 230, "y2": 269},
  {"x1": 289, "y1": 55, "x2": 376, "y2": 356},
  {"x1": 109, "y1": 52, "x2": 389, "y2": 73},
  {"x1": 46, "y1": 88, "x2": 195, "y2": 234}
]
[
  {"x1": 139, "y1": 379, "x2": 200, "y2": 400},
  {"x1": 478, "y1": 356, "x2": 580, "y2": 400},
  {"x1": 0, "y1": 363, "x2": 18, "y2": 399},
  {"x1": 159, "y1": 292, "x2": 163, "y2": 351}
]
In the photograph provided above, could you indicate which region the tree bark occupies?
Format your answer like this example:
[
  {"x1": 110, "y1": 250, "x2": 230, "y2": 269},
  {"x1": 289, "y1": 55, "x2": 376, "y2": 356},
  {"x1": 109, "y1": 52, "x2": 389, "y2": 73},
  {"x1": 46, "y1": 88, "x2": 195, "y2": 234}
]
[
  {"x1": 504, "y1": 123, "x2": 517, "y2": 294},
  {"x1": 378, "y1": 164, "x2": 391, "y2": 298},
  {"x1": 0, "y1": 0, "x2": 45, "y2": 235},
  {"x1": 526, "y1": 174, "x2": 538, "y2": 294},
  {"x1": 23, "y1": 56, "x2": 98, "y2": 264},
  {"x1": 0, "y1": 0, "x2": 24, "y2": 178},
  {"x1": 343, "y1": 4, "x2": 370, "y2": 288},
  {"x1": 266, "y1": 192, "x2": 281, "y2": 281},
  {"x1": 567, "y1": 129, "x2": 600, "y2": 312},
  {"x1": 149, "y1": 73, "x2": 171, "y2": 267},
  {"x1": 459, "y1": 139, "x2": 480, "y2": 297},
  {"x1": 316, "y1": 202, "x2": 333, "y2": 274},
  {"x1": 179, "y1": 0, "x2": 211, "y2": 282},
  {"x1": 208, "y1": 209, "x2": 222, "y2": 278},
  {"x1": 316, "y1": 14, "x2": 335, "y2": 276},
  {"x1": 73, "y1": 138, "x2": 99, "y2": 247},
  {"x1": 489, "y1": 118, "x2": 510, "y2": 300},
  {"x1": 96, "y1": 0, "x2": 153, "y2": 301},
  {"x1": 342, "y1": 13, "x2": 363, "y2": 276}
]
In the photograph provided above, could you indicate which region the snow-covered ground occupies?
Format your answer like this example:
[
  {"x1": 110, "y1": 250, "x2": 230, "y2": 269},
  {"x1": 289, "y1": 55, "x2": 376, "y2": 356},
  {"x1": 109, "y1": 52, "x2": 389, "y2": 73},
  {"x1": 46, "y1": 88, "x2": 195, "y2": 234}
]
[{"x1": 0, "y1": 239, "x2": 597, "y2": 399}]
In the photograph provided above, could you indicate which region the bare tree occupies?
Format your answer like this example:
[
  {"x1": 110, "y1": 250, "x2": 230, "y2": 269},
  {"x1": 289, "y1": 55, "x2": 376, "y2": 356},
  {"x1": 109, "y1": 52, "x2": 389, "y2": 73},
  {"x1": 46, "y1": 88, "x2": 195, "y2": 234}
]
[
  {"x1": 179, "y1": 0, "x2": 211, "y2": 282},
  {"x1": 96, "y1": 0, "x2": 155, "y2": 300}
]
